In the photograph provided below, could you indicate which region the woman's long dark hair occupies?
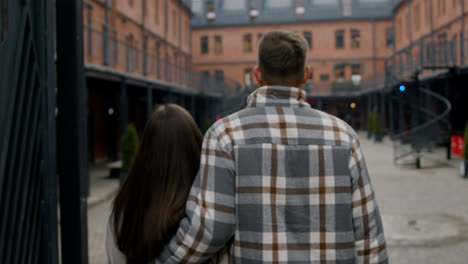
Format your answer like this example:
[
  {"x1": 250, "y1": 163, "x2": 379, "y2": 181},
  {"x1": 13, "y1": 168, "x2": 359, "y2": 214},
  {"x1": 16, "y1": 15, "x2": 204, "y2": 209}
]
[{"x1": 111, "y1": 104, "x2": 203, "y2": 264}]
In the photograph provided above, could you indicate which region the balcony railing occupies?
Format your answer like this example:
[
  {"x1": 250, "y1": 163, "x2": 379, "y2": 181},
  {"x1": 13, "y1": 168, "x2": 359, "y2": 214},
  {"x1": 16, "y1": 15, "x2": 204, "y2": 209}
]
[
  {"x1": 306, "y1": 74, "x2": 386, "y2": 97},
  {"x1": 83, "y1": 16, "x2": 241, "y2": 96},
  {"x1": 385, "y1": 32, "x2": 462, "y2": 83}
]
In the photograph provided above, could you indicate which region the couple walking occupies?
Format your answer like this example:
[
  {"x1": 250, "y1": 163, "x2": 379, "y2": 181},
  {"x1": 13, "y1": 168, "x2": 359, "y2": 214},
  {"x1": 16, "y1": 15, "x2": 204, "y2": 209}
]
[{"x1": 107, "y1": 30, "x2": 388, "y2": 264}]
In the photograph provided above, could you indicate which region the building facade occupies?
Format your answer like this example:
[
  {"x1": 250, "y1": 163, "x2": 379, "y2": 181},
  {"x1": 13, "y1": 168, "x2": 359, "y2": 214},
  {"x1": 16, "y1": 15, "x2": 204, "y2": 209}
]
[
  {"x1": 82, "y1": 0, "x2": 236, "y2": 162},
  {"x1": 391, "y1": 0, "x2": 468, "y2": 134},
  {"x1": 191, "y1": 0, "x2": 394, "y2": 94},
  {"x1": 81, "y1": 0, "x2": 468, "y2": 162},
  {"x1": 189, "y1": 0, "x2": 395, "y2": 127}
]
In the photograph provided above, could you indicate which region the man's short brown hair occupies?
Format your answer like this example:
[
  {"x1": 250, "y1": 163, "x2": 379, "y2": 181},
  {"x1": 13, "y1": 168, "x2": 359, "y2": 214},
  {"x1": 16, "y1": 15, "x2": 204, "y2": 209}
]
[{"x1": 258, "y1": 30, "x2": 309, "y2": 87}]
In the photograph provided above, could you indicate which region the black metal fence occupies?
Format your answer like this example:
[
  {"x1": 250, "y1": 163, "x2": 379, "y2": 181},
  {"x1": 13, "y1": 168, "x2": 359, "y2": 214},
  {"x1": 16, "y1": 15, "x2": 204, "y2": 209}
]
[
  {"x1": 385, "y1": 33, "x2": 459, "y2": 83},
  {"x1": 0, "y1": 0, "x2": 58, "y2": 263},
  {"x1": 391, "y1": 85, "x2": 452, "y2": 167}
]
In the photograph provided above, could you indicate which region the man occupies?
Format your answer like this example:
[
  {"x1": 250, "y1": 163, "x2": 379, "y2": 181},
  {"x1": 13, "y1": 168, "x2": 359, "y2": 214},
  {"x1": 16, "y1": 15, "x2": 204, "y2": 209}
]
[{"x1": 156, "y1": 30, "x2": 387, "y2": 263}]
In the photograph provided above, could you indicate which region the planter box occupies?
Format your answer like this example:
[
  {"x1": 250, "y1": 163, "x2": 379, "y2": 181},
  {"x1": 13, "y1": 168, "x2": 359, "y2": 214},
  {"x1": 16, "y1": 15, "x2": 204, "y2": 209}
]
[
  {"x1": 120, "y1": 171, "x2": 128, "y2": 185},
  {"x1": 461, "y1": 160, "x2": 468, "y2": 178}
]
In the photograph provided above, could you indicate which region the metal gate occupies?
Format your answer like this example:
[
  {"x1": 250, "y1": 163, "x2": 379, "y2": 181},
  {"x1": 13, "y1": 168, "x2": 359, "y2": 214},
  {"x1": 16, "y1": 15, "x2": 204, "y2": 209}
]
[{"x1": 0, "y1": 0, "x2": 58, "y2": 263}]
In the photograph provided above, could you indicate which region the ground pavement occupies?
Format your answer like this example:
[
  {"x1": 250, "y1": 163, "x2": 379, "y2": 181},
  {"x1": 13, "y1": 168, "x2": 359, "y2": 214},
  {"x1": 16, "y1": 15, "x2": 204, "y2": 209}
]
[{"x1": 87, "y1": 133, "x2": 468, "y2": 263}]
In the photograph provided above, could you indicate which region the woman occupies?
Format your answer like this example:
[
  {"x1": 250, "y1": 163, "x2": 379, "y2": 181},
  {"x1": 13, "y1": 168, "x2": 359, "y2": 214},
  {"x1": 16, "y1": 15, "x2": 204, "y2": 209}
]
[{"x1": 106, "y1": 104, "x2": 224, "y2": 263}]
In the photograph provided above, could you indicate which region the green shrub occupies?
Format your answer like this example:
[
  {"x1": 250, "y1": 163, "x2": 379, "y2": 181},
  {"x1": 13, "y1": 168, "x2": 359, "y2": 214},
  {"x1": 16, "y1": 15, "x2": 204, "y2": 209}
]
[
  {"x1": 464, "y1": 121, "x2": 468, "y2": 160},
  {"x1": 121, "y1": 123, "x2": 139, "y2": 173}
]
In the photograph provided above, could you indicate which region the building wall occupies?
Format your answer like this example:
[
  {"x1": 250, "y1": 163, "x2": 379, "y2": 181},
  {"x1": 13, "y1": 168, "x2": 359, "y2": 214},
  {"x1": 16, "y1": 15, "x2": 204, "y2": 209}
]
[
  {"x1": 394, "y1": 0, "x2": 465, "y2": 52},
  {"x1": 84, "y1": 0, "x2": 192, "y2": 86},
  {"x1": 84, "y1": 0, "x2": 193, "y2": 162},
  {"x1": 191, "y1": 19, "x2": 393, "y2": 92}
]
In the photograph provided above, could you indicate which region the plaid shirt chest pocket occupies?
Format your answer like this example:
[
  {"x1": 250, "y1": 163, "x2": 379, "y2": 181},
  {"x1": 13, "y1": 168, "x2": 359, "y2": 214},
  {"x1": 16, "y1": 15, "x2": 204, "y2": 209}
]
[{"x1": 233, "y1": 144, "x2": 356, "y2": 262}]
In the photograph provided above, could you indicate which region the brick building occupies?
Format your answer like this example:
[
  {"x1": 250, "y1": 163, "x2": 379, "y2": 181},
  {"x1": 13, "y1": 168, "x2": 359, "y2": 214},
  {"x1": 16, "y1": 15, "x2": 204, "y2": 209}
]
[
  {"x1": 190, "y1": 0, "x2": 468, "y2": 136},
  {"x1": 190, "y1": 0, "x2": 394, "y2": 127},
  {"x1": 82, "y1": 0, "x2": 237, "y2": 162},
  {"x1": 391, "y1": 0, "x2": 468, "y2": 134},
  {"x1": 81, "y1": 0, "x2": 468, "y2": 163}
]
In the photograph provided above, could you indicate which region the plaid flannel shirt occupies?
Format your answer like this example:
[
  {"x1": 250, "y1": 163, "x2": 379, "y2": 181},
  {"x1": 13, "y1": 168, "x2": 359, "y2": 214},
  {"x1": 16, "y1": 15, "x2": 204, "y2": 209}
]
[{"x1": 156, "y1": 86, "x2": 388, "y2": 263}]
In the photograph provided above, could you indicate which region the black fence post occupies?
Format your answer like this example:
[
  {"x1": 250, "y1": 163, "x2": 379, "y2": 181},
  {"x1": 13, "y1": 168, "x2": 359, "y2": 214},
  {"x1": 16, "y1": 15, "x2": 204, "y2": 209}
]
[
  {"x1": 389, "y1": 95, "x2": 395, "y2": 137},
  {"x1": 56, "y1": 0, "x2": 89, "y2": 263},
  {"x1": 190, "y1": 95, "x2": 196, "y2": 119},
  {"x1": 367, "y1": 94, "x2": 371, "y2": 116},
  {"x1": 399, "y1": 100, "x2": 404, "y2": 134},
  {"x1": 146, "y1": 87, "x2": 153, "y2": 119},
  {"x1": 317, "y1": 98, "x2": 323, "y2": 111},
  {"x1": 380, "y1": 92, "x2": 385, "y2": 136}
]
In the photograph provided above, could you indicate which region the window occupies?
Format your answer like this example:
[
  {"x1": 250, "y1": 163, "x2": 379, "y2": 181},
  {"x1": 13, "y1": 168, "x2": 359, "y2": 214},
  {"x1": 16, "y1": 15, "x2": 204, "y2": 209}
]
[
  {"x1": 257, "y1": 33, "x2": 263, "y2": 45},
  {"x1": 244, "y1": 68, "x2": 253, "y2": 86},
  {"x1": 438, "y1": 32, "x2": 447, "y2": 43},
  {"x1": 304, "y1": 31, "x2": 312, "y2": 49},
  {"x1": 342, "y1": 0, "x2": 352, "y2": 16},
  {"x1": 173, "y1": 9, "x2": 177, "y2": 36},
  {"x1": 414, "y1": 3, "x2": 420, "y2": 31},
  {"x1": 315, "y1": 0, "x2": 338, "y2": 5},
  {"x1": 201, "y1": 71, "x2": 210, "y2": 88},
  {"x1": 155, "y1": 42, "x2": 161, "y2": 78},
  {"x1": 425, "y1": 0, "x2": 430, "y2": 24},
  {"x1": 243, "y1": 34, "x2": 253, "y2": 53},
  {"x1": 336, "y1": 30, "x2": 344, "y2": 49},
  {"x1": 214, "y1": 35, "x2": 223, "y2": 54},
  {"x1": 128, "y1": 0, "x2": 133, "y2": 8},
  {"x1": 386, "y1": 28, "x2": 394, "y2": 48},
  {"x1": 351, "y1": 29, "x2": 360, "y2": 49},
  {"x1": 206, "y1": 2, "x2": 215, "y2": 22},
  {"x1": 397, "y1": 18, "x2": 402, "y2": 43},
  {"x1": 201, "y1": 36, "x2": 208, "y2": 54},
  {"x1": 334, "y1": 65, "x2": 345, "y2": 82},
  {"x1": 351, "y1": 65, "x2": 362, "y2": 85},
  {"x1": 215, "y1": 70, "x2": 224, "y2": 88},
  {"x1": 320, "y1": 74, "x2": 329, "y2": 81},
  {"x1": 224, "y1": 0, "x2": 246, "y2": 10},
  {"x1": 295, "y1": 0, "x2": 306, "y2": 16},
  {"x1": 266, "y1": 0, "x2": 291, "y2": 8},
  {"x1": 155, "y1": 0, "x2": 159, "y2": 24},
  {"x1": 192, "y1": 0, "x2": 203, "y2": 14},
  {"x1": 438, "y1": 0, "x2": 445, "y2": 16}
]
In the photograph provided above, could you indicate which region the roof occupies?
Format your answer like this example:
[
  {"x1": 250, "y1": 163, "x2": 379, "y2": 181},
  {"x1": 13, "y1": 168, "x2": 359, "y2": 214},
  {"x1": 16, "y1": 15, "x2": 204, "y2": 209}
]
[{"x1": 191, "y1": 0, "x2": 394, "y2": 28}]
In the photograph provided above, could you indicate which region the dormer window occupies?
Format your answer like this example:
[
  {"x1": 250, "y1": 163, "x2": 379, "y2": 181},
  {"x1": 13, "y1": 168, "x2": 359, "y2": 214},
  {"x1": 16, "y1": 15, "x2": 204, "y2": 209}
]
[
  {"x1": 205, "y1": 2, "x2": 216, "y2": 22},
  {"x1": 249, "y1": 0, "x2": 260, "y2": 21},
  {"x1": 295, "y1": 0, "x2": 305, "y2": 16},
  {"x1": 342, "y1": 0, "x2": 352, "y2": 17},
  {"x1": 249, "y1": 8, "x2": 260, "y2": 21}
]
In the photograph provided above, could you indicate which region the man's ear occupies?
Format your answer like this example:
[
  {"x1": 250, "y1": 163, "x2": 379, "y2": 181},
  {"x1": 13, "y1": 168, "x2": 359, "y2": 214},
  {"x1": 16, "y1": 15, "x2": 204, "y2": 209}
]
[
  {"x1": 253, "y1": 66, "x2": 264, "y2": 86},
  {"x1": 301, "y1": 66, "x2": 312, "y2": 85}
]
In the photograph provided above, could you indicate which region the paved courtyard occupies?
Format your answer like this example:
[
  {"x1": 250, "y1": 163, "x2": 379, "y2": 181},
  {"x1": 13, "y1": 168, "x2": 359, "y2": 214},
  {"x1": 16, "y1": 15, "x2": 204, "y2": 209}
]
[{"x1": 87, "y1": 133, "x2": 468, "y2": 263}]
